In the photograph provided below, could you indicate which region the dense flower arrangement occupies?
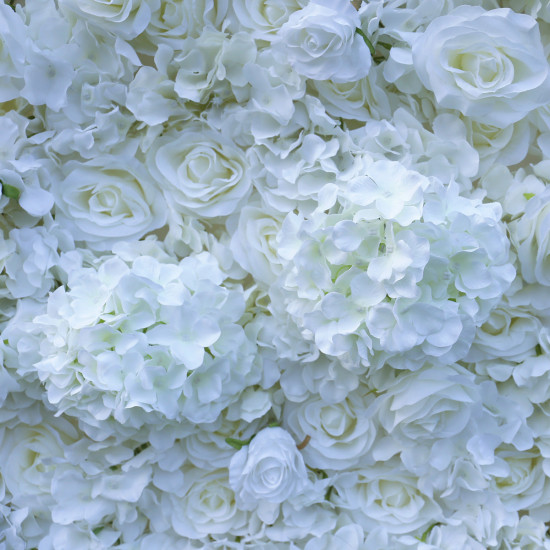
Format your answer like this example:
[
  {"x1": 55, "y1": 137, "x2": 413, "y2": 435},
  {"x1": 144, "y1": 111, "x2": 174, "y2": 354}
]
[{"x1": 3, "y1": 0, "x2": 550, "y2": 547}]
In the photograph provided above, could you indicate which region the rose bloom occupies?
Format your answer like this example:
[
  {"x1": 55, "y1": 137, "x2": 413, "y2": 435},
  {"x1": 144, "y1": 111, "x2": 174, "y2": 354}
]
[
  {"x1": 60, "y1": 0, "x2": 154, "y2": 39},
  {"x1": 228, "y1": 427, "x2": 308, "y2": 509},
  {"x1": 283, "y1": 387, "x2": 377, "y2": 471},
  {"x1": 510, "y1": 187, "x2": 550, "y2": 287},
  {"x1": 412, "y1": 6, "x2": 550, "y2": 127},
  {"x1": 53, "y1": 156, "x2": 166, "y2": 251},
  {"x1": 275, "y1": 0, "x2": 371, "y2": 82},
  {"x1": 147, "y1": 125, "x2": 251, "y2": 219}
]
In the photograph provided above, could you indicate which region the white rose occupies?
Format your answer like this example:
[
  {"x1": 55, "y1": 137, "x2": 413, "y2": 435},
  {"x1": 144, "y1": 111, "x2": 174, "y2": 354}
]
[
  {"x1": 283, "y1": 386, "x2": 377, "y2": 470},
  {"x1": 310, "y1": 65, "x2": 391, "y2": 122},
  {"x1": 229, "y1": 427, "x2": 308, "y2": 516},
  {"x1": 488, "y1": 445, "x2": 550, "y2": 512},
  {"x1": 275, "y1": 0, "x2": 372, "y2": 82},
  {"x1": 466, "y1": 305, "x2": 540, "y2": 363},
  {"x1": 141, "y1": 0, "x2": 228, "y2": 50},
  {"x1": 228, "y1": 204, "x2": 284, "y2": 286},
  {"x1": 376, "y1": 364, "x2": 478, "y2": 445},
  {"x1": 0, "y1": 416, "x2": 79, "y2": 510},
  {"x1": 463, "y1": 116, "x2": 530, "y2": 177},
  {"x1": 59, "y1": 0, "x2": 155, "y2": 39},
  {"x1": 53, "y1": 156, "x2": 167, "y2": 251},
  {"x1": 412, "y1": 6, "x2": 550, "y2": 127},
  {"x1": 230, "y1": 0, "x2": 307, "y2": 40},
  {"x1": 169, "y1": 467, "x2": 248, "y2": 539},
  {"x1": 148, "y1": 125, "x2": 252, "y2": 219},
  {"x1": 510, "y1": 187, "x2": 550, "y2": 287},
  {"x1": 332, "y1": 459, "x2": 442, "y2": 535}
]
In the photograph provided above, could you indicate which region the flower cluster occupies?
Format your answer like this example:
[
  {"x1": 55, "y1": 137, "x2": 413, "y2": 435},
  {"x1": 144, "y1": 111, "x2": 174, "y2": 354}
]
[{"x1": 1, "y1": 0, "x2": 550, "y2": 548}]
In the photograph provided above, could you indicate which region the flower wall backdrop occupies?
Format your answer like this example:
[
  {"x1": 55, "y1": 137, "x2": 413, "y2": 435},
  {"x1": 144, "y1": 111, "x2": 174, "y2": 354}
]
[{"x1": 1, "y1": 0, "x2": 550, "y2": 548}]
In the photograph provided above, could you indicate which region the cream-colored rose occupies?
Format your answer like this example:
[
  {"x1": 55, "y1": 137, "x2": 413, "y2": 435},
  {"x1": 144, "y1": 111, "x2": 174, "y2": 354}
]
[
  {"x1": 412, "y1": 6, "x2": 550, "y2": 127},
  {"x1": 148, "y1": 125, "x2": 252, "y2": 219},
  {"x1": 0, "y1": 416, "x2": 79, "y2": 510},
  {"x1": 53, "y1": 156, "x2": 167, "y2": 251},
  {"x1": 60, "y1": 0, "x2": 155, "y2": 38},
  {"x1": 275, "y1": 0, "x2": 371, "y2": 83},
  {"x1": 229, "y1": 204, "x2": 285, "y2": 286},
  {"x1": 510, "y1": 187, "x2": 550, "y2": 287},
  {"x1": 229, "y1": 427, "x2": 308, "y2": 511},
  {"x1": 283, "y1": 386, "x2": 377, "y2": 470}
]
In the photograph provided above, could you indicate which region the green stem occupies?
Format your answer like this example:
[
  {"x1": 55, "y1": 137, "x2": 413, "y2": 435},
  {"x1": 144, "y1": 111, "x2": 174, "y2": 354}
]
[{"x1": 355, "y1": 28, "x2": 376, "y2": 57}]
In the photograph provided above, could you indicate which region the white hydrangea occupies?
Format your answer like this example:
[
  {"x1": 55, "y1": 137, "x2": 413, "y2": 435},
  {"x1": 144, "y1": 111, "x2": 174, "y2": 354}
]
[
  {"x1": 4, "y1": 248, "x2": 259, "y2": 430},
  {"x1": 2, "y1": 226, "x2": 60, "y2": 299},
  {"x1": 0, "y1": 4, "x2": 26, "y2": 103},
  {"x1": 273, "y1": 161, "x2": 515, "y2": 369}
]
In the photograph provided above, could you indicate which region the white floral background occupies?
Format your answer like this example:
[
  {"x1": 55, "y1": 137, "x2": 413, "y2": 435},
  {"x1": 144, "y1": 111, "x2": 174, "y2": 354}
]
[{"x1": 1, "y1": 0, "x2": 550, "y2": 548}]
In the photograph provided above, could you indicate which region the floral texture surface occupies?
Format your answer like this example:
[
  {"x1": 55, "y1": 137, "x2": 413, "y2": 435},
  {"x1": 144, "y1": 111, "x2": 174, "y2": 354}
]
[{"x1": 2, "y1": 0, "x2": 550, "y2": 548}]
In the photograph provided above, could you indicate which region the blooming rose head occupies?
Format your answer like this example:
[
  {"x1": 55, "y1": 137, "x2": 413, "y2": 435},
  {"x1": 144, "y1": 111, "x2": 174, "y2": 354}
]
[
  {"x1": 0, "y1": 415, "x2": 79, "y2": 510},
  {"x1": 60, "y1": 0, "x2": 153, "y2": 39},
  {"x1": 229, "y1": 204, "x2": 285, "y2": 286},
  {"x1": 283, "y1": 387, "x2": 377, "y2": 470},
  {"x1": 169, "y1": 467, "x2": 248, "y2": 539},
  {"x1": 229, "y1": 427, "x2": 308, "y2": 513},
  {"x1": 412, "y1": 6, "x2": 550, "y2": 127},
  {"x1": 231, "y1": 0, "x2": 307, "y2": 40},
  {"x1": 275, "y1": 0, "x2": 371, "y2": 82},
  {"x1": 148, "y1": 125, "x2": 252, "y2": 219},
  {"x1": 510, "y1": 187, "x2": 550, "y2": 287},
  {"x1": 53, "y1": 157, "x2": 167, "y2": 251},
  {"x1": 332, "y1": 459, "x2": 442, "y2": 535}
]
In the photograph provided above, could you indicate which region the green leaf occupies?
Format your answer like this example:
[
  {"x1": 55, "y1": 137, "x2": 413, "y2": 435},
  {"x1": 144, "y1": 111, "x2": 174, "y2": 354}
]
[
  {"x1": 355, "y1": 28, "x2": 376, "y2": 57},
  {"x1": 523, "y1": 192, "x2": 536, "y2": 200},
  {"x1": 225, "y1": 437, "x2": 253, "y2": 450},
  {"x1": 267, "y1": 421, "x2": 280, "y2": 428},
  {"x1": 2, "y1": 183, "x2": 20, "y2": 199}
]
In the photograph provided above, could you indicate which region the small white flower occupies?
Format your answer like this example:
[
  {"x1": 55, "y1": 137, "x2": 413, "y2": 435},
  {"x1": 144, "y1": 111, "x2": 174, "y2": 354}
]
[
  {"x1": 21, "y1": 48, "x2": 74, "y2": 112},
  {"x1": 59, "y1": 0, "x2": 155, "y2": 39}
]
